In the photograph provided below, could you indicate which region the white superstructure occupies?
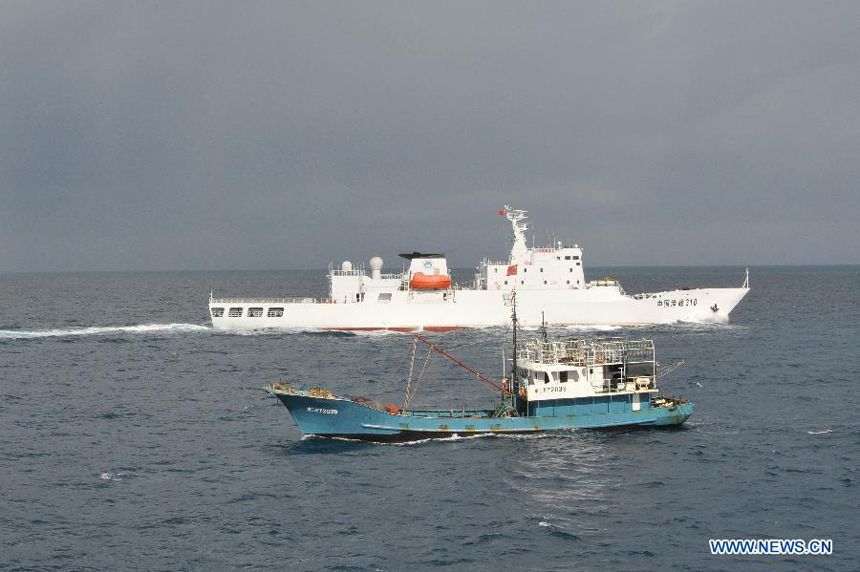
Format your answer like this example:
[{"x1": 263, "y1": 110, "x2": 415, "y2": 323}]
[{"x1": 209, "y1": 206, "x2": 749, "y2": 331}]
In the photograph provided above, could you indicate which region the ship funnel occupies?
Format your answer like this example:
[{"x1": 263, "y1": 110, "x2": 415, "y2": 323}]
[
  {"x1": 369, "y1": 256, "x2": 383, "y2": 280},
  {"x1": 341, "y1": 261, "x2": 353, "y2": 272}
]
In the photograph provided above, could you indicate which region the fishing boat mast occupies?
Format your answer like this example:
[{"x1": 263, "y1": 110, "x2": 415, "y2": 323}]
[{"x1": 510, "y1": 292, "x2": 520, "y2": 413}]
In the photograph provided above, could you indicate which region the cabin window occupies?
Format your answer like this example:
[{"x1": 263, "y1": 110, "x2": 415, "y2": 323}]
[
  {"x1": 211, "y1": 307, "x2": 224, "y2": 318},
  {"x1": 520, "y1": 281, "x2": 524, "y2": 285},
  {"x1": 228, "y1": 307, "x2": 243, "y2": 317},
  {"x1": 540, "y1": 268, "x2": 544, "y2": 272},
  {"x1": 576, "y1": 262, "x2": 581, "y2": 266},
  {"x1": 523, "y1": 268, "x2": 527, "y2": 273},
  {"x1": 504, "y1": 280, "x2": 508, "y2": 285},
  {"x1": 573, "y1": 255, "x2": 580, "y2": 260},
  {"x1": 569, "y1": 268, "x2": 573, "y2": 272},
  {"x1": 559, "y1": 371, "x2": 568, "y2": 383},
  {"x1": 378, "y1": 293, "x2": 392, "y2": 303},
  {"x1": 566, "y1": 280, "x2": 570, "y2": 285},
  {"x1": 248, "y1": 307, "x2": 263, "y2": 317},
  {"x1": 543, "y1": 280, "x2": 547, "y2": 285},
  {"x1": 564, "y1": 255, "x2": 571, "y2": 260},
  {"x1": 494, "y1": 268, "x2": 498, "y2": 273},
  {"x1": 267, "y1": 307, "x2": 284, "y2": 317}
]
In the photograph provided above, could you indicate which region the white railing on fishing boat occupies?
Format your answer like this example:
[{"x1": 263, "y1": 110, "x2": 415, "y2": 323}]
[{"x1": 517, "y1": 337, "x2": 654, "y2": 366}]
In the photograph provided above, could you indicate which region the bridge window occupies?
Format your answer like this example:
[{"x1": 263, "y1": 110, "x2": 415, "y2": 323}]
[
  {"x1": 248, "y1": 307, "x2": 263, "y2": 317},
  {"x1": 267, "y1": 307, "x2": 284, "y2": 317},
  {"x1": 564, "y1": 255, "x2": 571, "y2": 260},
  {"x1": 228, "y1": 307, "x2": 243, "y2": 317},
  {"x1": 378, "y1": 293, "x2": 392, "y2": 303},
  {"x1": 210, "y1": 307, "x2": 224, "y2": 318},
  {"x1": 572, "y1": 255, "x2": 580, "y2": 260},
  {"x1": 540, "y1": 268, "x2": 543, "y2": 272},
  {"x1": 559, "y1": 371, "x2": 568, "y2": 383}
]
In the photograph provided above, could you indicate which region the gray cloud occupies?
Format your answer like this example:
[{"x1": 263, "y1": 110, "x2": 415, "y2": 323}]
[{"x1": 1, "y1": 1, "x2": 858, "y2": 271}]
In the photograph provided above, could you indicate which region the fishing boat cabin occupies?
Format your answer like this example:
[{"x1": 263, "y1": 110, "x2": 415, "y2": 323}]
[{"x1": 513, "y1": 337, "x2": 659, "y2": 417}]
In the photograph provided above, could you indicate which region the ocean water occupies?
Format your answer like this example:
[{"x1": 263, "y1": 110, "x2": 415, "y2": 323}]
[{"x1": 1, "y1": 266, "x2": 857, "y2": 571}]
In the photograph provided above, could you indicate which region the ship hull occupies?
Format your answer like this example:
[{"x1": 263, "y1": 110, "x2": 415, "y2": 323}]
[
  {"x1": 270, "y1": 392, "x2": 693, "y2": 442},
  {"x1": 212, "y1": 286, "x2": 748, "y2": 331}
]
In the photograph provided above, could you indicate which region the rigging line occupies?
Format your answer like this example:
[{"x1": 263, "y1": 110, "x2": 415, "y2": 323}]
[
  {"x1": 413, "y1": 334, "x2": 510, "y2": 394},
  {"x1": 403, "y1": 337, "x2": 418, "y2": 412},
  {"x1": 406, "y1": 346, "x2": 434, "y2": 411}
]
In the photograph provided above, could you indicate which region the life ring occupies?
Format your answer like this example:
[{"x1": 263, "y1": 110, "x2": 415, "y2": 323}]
[{"x1": 519, "y1": 385, "x2": 526, "y2": 399}]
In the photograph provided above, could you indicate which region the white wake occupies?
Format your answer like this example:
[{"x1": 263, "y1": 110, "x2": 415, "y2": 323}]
[{"x1": 0, "y1": 323, "x2": 211, "y2": 339}]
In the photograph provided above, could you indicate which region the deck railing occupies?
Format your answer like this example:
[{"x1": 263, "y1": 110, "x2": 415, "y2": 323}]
[
  {"x1": 517, "y1": 337, "x2": 654, "y2": 366},
  {"x1": 210, "y1": 297, "x2": 319, "y2": 304}
]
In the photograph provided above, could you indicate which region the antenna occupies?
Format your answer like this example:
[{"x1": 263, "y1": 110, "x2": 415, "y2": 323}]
[{"x1": 540, "y1": 311, "x2": 548, "y2": 342}]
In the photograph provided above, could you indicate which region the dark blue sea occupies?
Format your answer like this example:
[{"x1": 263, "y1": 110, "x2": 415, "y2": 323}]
[{"x1": 1, "y1": 266, "x2": 857, "y2": 571}]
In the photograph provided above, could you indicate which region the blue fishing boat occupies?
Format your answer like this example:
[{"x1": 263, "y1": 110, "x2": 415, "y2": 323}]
[{"x1": 266, "y1": 297, "x2": 692, "y2": 441}]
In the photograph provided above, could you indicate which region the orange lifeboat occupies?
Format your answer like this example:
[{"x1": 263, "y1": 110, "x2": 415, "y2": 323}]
[{"x1": 410, "y1": 272, "x2": 452, "y2": 290}]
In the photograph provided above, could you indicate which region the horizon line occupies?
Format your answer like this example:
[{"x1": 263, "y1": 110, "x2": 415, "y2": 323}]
[{"x1": 2, "y1": 263, "x2": 859, "y2": 275}]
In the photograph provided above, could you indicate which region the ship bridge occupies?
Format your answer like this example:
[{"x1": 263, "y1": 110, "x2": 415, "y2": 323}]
[{"x1": 476, "y1": 206, "x2": 587, "y2": 291}]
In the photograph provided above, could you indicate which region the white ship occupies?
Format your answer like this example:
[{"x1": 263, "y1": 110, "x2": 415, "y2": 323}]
[{"x1": 209, "y1": 206, "x2": 749, "y2": 331}]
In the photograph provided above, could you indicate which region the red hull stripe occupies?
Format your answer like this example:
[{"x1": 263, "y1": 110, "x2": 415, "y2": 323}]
[{"x1": 322, "y1": 326, "x2": 462, "y2": 332}]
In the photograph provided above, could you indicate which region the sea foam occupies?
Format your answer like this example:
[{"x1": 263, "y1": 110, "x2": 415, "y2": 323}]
[{"x1": 0, "y1": 323, "x2": 210, "y2": 339}]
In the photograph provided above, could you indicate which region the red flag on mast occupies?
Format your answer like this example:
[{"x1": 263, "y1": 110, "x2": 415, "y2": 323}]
[{"x1": 498, "y1": 209, "x2": 505, "y2": 216}]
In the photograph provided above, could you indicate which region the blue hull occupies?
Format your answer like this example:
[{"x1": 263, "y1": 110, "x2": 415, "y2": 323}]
[{"x1": 270, "y1": 392, "x2": 693, "y2": 442}]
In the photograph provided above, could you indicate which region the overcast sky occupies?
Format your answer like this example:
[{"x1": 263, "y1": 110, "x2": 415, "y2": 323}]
[{"x1": 1, "y1": 1, "x2": 858, "y2": 272}]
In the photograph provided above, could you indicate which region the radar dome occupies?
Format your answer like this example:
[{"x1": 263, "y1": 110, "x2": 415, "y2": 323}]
[
  {"x1": 341, "y1": 261, "x2": 353, "y2": 272},
  {"x1": 369, "y1": 256, "x2": 383, "y2": 280}
]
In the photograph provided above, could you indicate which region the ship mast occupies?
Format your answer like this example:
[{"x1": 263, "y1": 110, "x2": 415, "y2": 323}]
[
  {"x1": 502, "y1": 205, "x2": 529, "y2": 266},
  {"x1": 510, "y1": 291, "x2": 519, "y2": 411}
]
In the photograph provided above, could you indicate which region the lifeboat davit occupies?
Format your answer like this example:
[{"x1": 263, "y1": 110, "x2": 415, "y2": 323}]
[{"x1": 410, "y1": 273, "x2": 452, "y2": 290}]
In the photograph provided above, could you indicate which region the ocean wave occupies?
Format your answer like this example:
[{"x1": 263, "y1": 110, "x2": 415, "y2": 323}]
[
  {"x1": 98, "y1": 471, "x2": 130, "y2": 482},
  {"x1": 0, "y1": 323, "x2": 211, "y2": 339}
]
